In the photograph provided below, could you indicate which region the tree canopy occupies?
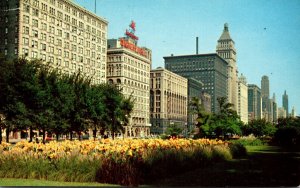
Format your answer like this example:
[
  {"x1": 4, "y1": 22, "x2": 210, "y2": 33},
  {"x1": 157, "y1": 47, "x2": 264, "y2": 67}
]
[{"x1": 0, "y1": 58, "x2": 134, "y2": 143}]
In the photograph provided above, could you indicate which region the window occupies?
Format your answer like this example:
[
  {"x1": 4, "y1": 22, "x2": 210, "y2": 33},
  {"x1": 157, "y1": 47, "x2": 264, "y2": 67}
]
[
  {"x1": 32, "y1": 29, "x2": 38, "y2": 37},
  {"x1": 41, "y1": 43, "x2": 46, "y2": 51},
  {"x1": 41, "y1": 33, "x2": 46, "y2": 41},
  {"x1": 31, "y1": 40, "x2": 38, "y2": 48},
  {"x1": 22, "y1": 48, "x2": 29, "y2": 56},
  {"x1": 33, "y1": 8, "x2": 39, "y2": 16},
  {"x1": 23, "y1": 4, "x2": 30, "y2": 13},
  {"x1": 57, "y1": 39, "x2": 62, "y2": 46},
  {"x1": 22, "y1": 37, "x2": 29, "y2": 45},
  {"x1": 4, "y1": 39, "x2": 7, "y2": 45},
  {"x1": 41, "y1": 22, "x2": 47, "y2": 30},
  {"x1": 23, "y1": 26, "x2": 29, "y2": 34},
  {"x1": 57, "y1": 29, "x2": 62, "y2": 37},
  {"x1": 49, "y1": 36, "x2": 54, "y2": 44},
  {"x1": 31, "y1": 51, "x2": 38, "y2": 58},
  {"x1": 23, "y1": 15, "x2": 29, "y2": 23}
]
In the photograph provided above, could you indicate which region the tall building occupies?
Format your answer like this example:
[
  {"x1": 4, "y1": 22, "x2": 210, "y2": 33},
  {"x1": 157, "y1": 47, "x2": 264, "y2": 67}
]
[
  {"x1": 278, "y1": 107, "x2": 286, "y2": 118},
  {"x1": 248, "y1": 84, "x2": 262, "y2": 120},
  {"x1": 291, "y1": 107, "x2": 296, "y2": 118},
  {"x1": 282, "y1": 90, "x2": 289, "y2": 117},
  {"x1": 216, "y1": 23, "x2": 238, "y2": 111},
  {"x1": 107, "y1": 21, "x2": 152, "y2": 138},
  {"x1": 272, "y1": 93, "x2": 278, "y2": 123},
  {"x1": 0, "y1": 0, "x2": 108, "y2": 85},
  {"x1": 187, "y1": 78, "x2": 204, "y2": 134},
  {"x1": 164, "y1": 53, "x2": 228, "y2": 113},
  {"x1": 261, "y1": 75, "x2": 270, "y2": 121},
  {"x1": 238, "y1": 74, "x2": 248, "y2": 123},
  {"x1": 150, "y1": 67, "x2": 188, "y2": 135}
]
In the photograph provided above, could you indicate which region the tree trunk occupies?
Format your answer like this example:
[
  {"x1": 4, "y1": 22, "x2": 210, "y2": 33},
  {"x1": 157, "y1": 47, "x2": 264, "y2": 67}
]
[
  {"x1": 6, "y1": 126, "x2": 9, "y2": 143},
  {"x1": 78, "y1": 131, "x2": 81, "y2": 141},
  {"x1": 42, "y1": 127, "x2": 46, "y2": 144},
  {"x1": 29, "y1": 126, "x2": 33, "y2": 142},
  {"x1": 93, "y1": 127, "x2": 97, "y2": 141},
  {"x1": 0, "y1": 127, "x2": 2, "y2": 144},
  {"x1": 56, "y1": 133, "x2": 59, "y2": 141},
  {"x1": 70, "y1": 131, "x2": 73, "y2": 141}
]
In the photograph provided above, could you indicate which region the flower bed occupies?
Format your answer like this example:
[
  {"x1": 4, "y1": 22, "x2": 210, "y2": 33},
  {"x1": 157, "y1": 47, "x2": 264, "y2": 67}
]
[{"x1": 0, "y1": 139, "x2": 236, "y2": 186}]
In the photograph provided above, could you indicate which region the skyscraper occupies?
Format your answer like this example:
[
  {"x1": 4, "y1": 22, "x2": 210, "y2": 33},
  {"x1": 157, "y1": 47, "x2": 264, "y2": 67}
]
[
  {"x1": 261, "y1": 76, "x2": 270, "y2": 119},
  {"x1": 164, "y1": 53, "x2": 228, "y2": 113},
  {"x1": 248, "y1": 84, "x2": 262, "y2": 120},
  {"x1": 238, "y1": 74, "x2": 248, "y2": 123},
  {"x1": 282, "y1": 90, "x2": 289, "y2": 117},
  {"x1": 0, "y1": 0, "x2": 108, "y2": 85},
  {"x1": 216, "y1": 23, "x2": 238, "y2": 111}
]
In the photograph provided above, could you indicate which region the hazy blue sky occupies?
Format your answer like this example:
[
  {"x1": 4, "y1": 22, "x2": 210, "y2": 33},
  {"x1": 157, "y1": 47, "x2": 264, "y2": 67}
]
[{"x1": 74, "y1": 0, "x2": 300, "y2": 115}]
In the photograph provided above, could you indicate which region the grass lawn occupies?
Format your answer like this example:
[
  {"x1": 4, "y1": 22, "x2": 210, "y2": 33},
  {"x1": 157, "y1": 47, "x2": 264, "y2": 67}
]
[
  {"x1": 0, "y1": 178, "x2": 120, "y2": 187},
  {"x1": 153, "y1": 145, "x2": 300, "y2": 187}
]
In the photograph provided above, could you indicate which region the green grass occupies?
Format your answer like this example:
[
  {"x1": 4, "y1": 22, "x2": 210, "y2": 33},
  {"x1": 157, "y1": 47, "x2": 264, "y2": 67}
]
[
  {"x1": 153, "y1": 145, "x2": 300, "y2": 187},
  {"x1": 0, "y1": 178, "x2": 120, "y2": 187}
]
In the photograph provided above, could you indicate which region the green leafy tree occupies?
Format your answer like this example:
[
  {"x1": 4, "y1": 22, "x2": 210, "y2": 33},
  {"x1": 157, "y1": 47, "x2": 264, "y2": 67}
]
[
  {"x1": 242, "y1": 119, "x2": 276, "y2": 137},
  {"x1": 209, "y1": 97, "x2": 242, "y2": 138},
  {"x1": 189, "y1": 97, "x2": 211, "y2": 138}
]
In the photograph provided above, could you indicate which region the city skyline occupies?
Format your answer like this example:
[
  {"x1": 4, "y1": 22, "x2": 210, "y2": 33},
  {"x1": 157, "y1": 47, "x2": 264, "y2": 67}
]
[{"x1": 74, "y1": 0, "x2": 300, "y2": 115}]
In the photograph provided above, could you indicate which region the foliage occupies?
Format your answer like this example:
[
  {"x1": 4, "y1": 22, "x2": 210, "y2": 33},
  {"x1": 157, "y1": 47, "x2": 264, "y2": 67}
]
[
  {"x1": 0, "y1": 58, "x2": 133, "y2": 142},
  {"x1": 165, "y1": 123, "x2": 183, "y2": 137},
  {"x1": 204, "y1": 97, "x2": 242, "y2": 138},
  {"x1": 242, "y1": 119, "x2": 276, "y2": 137},
  {"x1": 231, "y1": 134, "x2": 265, "y2": 146},
  {"x1": 0, "y1": 138, "x2": 234, "y2": 186},
  {"x1": 273, "y1": 126, "x2": 300, "y2": 149}
]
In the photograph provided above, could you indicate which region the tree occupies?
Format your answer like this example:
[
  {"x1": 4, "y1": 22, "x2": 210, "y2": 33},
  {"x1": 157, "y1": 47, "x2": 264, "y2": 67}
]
[
  {"x1": 242, "y1": 119, "x2": 276, "y2": 137},
  {"x1": 209, "y1": 97, "x2": 242, "y2": 138},
  {"x1": 189, "y1": 97, "x2": 210, "y2": 137}
]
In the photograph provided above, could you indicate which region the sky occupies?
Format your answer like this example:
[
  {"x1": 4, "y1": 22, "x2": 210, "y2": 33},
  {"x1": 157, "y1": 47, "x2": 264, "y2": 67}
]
[{"x1": 74, "y1": 0, "x2": 300, "y2": 116}]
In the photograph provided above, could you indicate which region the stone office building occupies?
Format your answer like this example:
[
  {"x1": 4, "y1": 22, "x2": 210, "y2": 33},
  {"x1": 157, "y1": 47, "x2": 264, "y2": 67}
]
[
  {"x1": 0, "y1": 0, "x2": 108, "y2": 85},
  {"x1": 164, "y1": 53, "x2": 228, "y2": 113},
  {"x1": 107, "y1": 21, "x2": 152, "y2": 137},
  {"x1": 248, "y1": 84, "x2": 262, "y2": 120},
  {"x1": 150, "y1": 67, "x2": 188, "y2": 135}
]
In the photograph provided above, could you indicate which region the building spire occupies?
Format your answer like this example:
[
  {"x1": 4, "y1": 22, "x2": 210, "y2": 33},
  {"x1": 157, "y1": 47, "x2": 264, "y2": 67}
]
[
  {"x1": 224, "y1": 23, "x2": 229, "y2": 31},
  {"x1": 218, "y1": 23, "x2": 232, "y2": 41}
]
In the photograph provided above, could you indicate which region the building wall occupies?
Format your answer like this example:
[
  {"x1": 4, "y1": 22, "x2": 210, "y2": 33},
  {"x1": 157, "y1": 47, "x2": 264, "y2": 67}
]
[
  {"x1": 216, "y1": 24, "x2": 238, "y2": 111},
  {"x1": 150, "y1": 68, "x2": 188, "y2": 135},
  {"x1": 107, "y1": 38, "x2": 152, "y2": 138},
  {"x1": 164, "y1": 53, "x2": 228, "y2": 113},
  {"x1": 0, "y1": 0, "x2": 108, "y2": 84},
  {"x1": 238, "y1": 74, "x2": 248, "y2": 124},
  {"x1": 248, "y1": 84, "x2": 262, "y2": 120},
  {"x1": 282, "y1": 90, "x2": 289, "y2": 117}
]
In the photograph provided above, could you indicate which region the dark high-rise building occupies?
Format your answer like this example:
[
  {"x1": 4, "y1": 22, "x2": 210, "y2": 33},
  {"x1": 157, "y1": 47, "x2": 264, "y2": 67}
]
[
  {"x1": 248, "y1": 84, "x2": 262, "y2": 120},
  {"x1": 164, "y1": 53, "x2": 228, "y2": 113},
  {"x1": 261, "y1": 75, "x2": 270, "y2": 111},
  {"x1": 282, "y1": 90, "x2": 289, "y2": 117}
]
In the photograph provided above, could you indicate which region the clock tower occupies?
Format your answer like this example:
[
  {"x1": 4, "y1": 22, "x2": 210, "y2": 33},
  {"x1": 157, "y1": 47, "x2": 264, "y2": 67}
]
[{"x1": 216, "y1": 23, "x2": 238, "y2": 111}]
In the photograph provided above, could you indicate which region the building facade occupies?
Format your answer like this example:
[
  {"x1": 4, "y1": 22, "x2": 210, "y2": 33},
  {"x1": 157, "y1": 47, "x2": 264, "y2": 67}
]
[
  {"x1": 277, "y1": 107, "x2": 286, "y2": 119},
  {"x1": 164, "y1": 53, "x2": 228, "y2": 113},
  {"x1": 107, "y1": 23, "x2": 152, "y2": 137},
  {"x1": 216, "y1": 23, "x2": 238, "y2": 111},
  {"x1": 282, "y1": 90, "x2": 289, "y2": 117},
  {"x1": 150, "y1": 67, "x2": 188, "y2": 135},
  {"x1": 261, "y1": 75, "x2": 273, "y2": 122},
  {"x1": 187, "y1": 78, "x2": 204, "y2": 135},
  {"x1": 238, "y1": 74, "x2": 248, "y2": 124},
  {"x1": 248, "y1": 84, "x2": 262, "y2": 120},
  {"x1": 0, "y1": 0, "x2": 108, "y2": 85}
]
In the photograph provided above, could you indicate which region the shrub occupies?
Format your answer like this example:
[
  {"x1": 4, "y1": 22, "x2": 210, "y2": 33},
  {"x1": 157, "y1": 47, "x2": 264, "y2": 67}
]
[
  {"x1": 0, "y1": 139, "x2": 234, "y2": 186},
  {"x1": 228, "y1": 143, "x2": 247, "y2": 158},
  {"x1": 273, "y1": 126, "x2": 300, "y2": 150},
  {"x1": 231, "y1": 134, "x2": 265, "y2": 146}
]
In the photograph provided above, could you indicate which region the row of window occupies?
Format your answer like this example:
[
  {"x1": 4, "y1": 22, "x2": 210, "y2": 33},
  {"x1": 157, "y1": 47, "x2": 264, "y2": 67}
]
[{"x1": 23, "y1": 0, "x2": 106, "y2": 30}]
